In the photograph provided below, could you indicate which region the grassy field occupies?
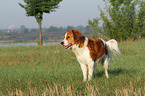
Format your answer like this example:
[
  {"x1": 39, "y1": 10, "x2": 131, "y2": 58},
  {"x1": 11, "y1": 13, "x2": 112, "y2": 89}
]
[{"x1": 0, "y1": 40, "x2": 145, "y2": 95}]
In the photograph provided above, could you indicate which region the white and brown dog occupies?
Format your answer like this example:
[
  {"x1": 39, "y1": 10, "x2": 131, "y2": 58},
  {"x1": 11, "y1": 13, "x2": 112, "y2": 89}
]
[{"x1": 61, "y1": 29, "x2": 121, "y2": 81}]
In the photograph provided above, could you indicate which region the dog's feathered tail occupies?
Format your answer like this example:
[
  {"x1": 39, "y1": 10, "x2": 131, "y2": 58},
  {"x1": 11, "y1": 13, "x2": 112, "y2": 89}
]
[{"x1": 106, "y1": 39, "x2": 121, "y2": 59}]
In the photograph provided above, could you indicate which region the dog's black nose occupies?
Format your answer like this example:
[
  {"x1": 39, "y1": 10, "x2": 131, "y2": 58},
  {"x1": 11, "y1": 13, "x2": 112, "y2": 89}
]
[{"x1": 60, "y1": 41, "x2": 64, "y2": 45}]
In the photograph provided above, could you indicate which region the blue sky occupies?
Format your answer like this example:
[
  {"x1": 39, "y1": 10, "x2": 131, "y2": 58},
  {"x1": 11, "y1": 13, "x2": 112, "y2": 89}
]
[{"x1": 0, "y1": 0, "x2": 105, "y2": 29}]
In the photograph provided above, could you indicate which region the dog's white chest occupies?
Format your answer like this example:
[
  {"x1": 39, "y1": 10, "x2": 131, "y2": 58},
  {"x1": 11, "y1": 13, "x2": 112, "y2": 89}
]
[{"x1": 72, "y1": 46, "x2": 92, "y2": 65}]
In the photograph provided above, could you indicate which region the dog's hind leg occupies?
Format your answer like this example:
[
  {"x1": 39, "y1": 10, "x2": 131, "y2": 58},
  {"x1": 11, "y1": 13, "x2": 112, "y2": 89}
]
[{"x1": 103, "y1": 56, "x2": 109, "y2": 78}]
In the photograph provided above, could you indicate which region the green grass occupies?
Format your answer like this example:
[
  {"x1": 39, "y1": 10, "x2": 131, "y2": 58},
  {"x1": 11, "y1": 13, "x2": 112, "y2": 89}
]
[{"x1": 0, "y1": 40, "x2": 145, "y2": 95}]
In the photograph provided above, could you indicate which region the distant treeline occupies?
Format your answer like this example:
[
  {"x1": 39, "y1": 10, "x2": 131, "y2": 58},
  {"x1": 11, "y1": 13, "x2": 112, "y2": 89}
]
[{"x1": 0, "y1": 25, "x2": 93, "y2": 43}]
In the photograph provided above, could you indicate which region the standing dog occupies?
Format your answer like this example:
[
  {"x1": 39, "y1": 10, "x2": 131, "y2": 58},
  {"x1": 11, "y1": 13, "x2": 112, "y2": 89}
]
[{"x1": 61, "y1": 29, "x2": 121, "y2": 81}]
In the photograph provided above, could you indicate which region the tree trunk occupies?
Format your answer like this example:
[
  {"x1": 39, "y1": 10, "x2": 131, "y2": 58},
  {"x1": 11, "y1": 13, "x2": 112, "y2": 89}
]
[{"x1": 39, "y1": 18, "x2": 43, "y2": 45}]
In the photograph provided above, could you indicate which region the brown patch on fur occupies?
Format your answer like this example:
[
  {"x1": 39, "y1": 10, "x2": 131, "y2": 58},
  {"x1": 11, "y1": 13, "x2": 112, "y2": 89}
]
[
  {"x1": 87, "y1": 38, "x2": 107, "y2": 61},
  {"x1": 71, "y1": 30, "x2": 83, "y2": 41},
  {"x1": 78, "y1": 36, "x2": 85, "y2": 48},
  {"x1": 71, "y1": 29, "x2": 85, "y2": 48},
  {"x1": 66, "y1": 29, "x2": 85, "y2": 48}
]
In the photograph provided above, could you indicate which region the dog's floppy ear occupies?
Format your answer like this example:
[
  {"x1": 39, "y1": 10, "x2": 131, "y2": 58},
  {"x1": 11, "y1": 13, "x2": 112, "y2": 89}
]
[{"x1": 71, "y1": 29, "x2": 83, "y2": 42}]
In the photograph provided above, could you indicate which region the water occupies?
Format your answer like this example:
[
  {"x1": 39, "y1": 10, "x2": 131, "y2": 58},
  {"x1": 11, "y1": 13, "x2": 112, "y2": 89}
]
[{"x1": 0, "y1": 42, "x2": 59, "y2": 47}]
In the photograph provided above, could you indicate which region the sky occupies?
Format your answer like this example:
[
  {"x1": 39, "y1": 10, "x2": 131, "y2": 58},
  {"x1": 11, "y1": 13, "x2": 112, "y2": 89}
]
[{"x1": 0, "y1": 0, "x2": 105, "y2": 29}]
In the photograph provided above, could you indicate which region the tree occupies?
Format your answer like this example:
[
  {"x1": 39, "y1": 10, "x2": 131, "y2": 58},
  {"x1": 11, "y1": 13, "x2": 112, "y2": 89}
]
[
  {"x1": 88, "y1": 18, "x2": 100, "y2": 38},
  {"x1": 89, "y1": 0, "x2": 145, "y2": 41},
  {"x1": 136, "y1": 1, "x2": 145, "y2": 38},
  {"x1": 100, "y1": 0, "x2": 145, "y2": 41},
  {"x1": 19, "y1": 0, "x2": 62, "y2": 45}
]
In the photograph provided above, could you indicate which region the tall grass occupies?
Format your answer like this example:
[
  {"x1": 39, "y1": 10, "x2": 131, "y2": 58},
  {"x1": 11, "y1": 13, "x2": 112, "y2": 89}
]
[{"x1": 0, "y1": 40, "x2": 145, "y2": 95}]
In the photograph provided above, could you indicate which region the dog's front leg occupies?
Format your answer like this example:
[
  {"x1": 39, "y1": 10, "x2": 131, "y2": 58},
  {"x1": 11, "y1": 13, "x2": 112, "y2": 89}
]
[
  {"x1": 80, "y1": 63, "x2": 87, "y2": 81},
  {"x1": 88, "y1": 61, "x2": 95, "y2": 81}
]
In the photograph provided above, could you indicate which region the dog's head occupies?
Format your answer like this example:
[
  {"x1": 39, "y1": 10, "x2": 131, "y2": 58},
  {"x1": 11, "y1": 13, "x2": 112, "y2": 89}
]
[{"x1": 61, "y1": 29, "x2": 84, "y2": 49}]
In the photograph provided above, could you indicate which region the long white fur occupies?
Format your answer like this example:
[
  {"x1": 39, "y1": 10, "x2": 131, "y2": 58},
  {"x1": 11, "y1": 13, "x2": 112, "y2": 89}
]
[
  {"x1": 106, "y1": 39, "x2": 121, "y2": 59},
  {"x1": 63, "y1": 31, "x2": 68, "y2": 46}
]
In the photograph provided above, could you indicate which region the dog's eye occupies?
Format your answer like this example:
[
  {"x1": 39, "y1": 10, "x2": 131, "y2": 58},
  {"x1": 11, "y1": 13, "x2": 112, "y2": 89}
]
[{"x1": 67, "y1": 36, "x2": 70, "y2": 39}]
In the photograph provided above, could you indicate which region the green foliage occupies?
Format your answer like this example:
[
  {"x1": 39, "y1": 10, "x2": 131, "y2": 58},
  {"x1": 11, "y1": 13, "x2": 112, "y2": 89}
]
[
  {"x1": 137, "y1": 1, "x2": 145, "y2": 36},
  {"x1": 102, "y1": 0, "x2": 145, "y2": 41},
  {"x1": 19, "y1": 0, "x2": 62, "y2": 23},
  {"x1": 88, "y1": 18, "x2": 100, "y2": 38},
  {"x1": 88, "y1": 18, "x2": 100, "y2": 31},
  {"x1": 90, "y1": 0, "x2": 145, "y2": 41}
]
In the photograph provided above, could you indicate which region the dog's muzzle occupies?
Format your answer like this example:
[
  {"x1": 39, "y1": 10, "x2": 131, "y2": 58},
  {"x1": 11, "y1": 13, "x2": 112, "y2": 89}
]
[{"x1": 60, "y1": 41, "x2": 72, "y2": 49}]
